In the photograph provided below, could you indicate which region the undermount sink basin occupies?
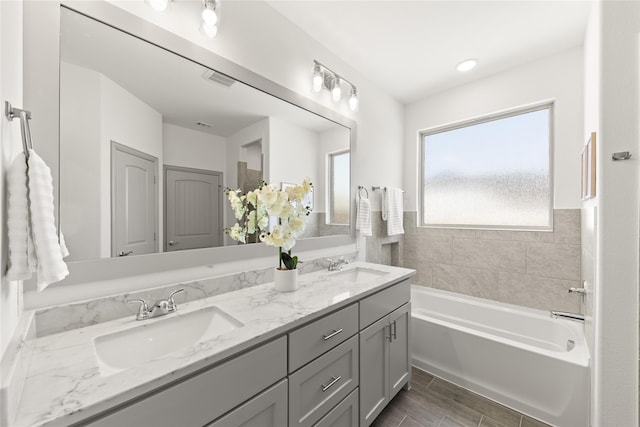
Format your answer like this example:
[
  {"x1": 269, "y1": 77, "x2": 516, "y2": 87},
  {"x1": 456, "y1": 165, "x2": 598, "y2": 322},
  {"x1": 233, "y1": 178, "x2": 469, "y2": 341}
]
[
  {"x1": 94, "y1": 306, "x2": 243, "y2": 374},
  {"x1": 327, "y1": 267, "x2": 389, "y2": 283}
]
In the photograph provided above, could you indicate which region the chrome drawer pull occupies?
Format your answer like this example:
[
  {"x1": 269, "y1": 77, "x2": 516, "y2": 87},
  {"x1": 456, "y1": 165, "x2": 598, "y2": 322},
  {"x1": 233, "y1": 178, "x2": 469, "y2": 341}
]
[
  {"x1": 323, "y1": 328, "x2": 344, "y2": 341},
  {"x1": 392, "y1": 320, "x2": 397, "y2": 340},
  {"x1": 387, "y1": 324, "x2": 392, "y2": 342},
  {"x1": 321, "y1": 376, "x2": 342, "y2": 392}
]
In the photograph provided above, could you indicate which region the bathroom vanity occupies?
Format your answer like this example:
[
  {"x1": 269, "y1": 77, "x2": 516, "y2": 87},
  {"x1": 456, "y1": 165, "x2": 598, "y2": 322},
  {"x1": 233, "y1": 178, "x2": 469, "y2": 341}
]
[{"x1": 11, "y1": 262, "x2": 414, "y2": 427}]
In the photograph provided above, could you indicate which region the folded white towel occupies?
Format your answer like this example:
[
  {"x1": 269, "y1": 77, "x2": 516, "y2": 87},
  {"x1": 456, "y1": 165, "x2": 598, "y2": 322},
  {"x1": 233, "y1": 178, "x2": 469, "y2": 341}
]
[
  {"x1": 356, "y1": 197, "x2": 372, "y2": 236},
  {"x1": 27, "y1": 149, "x2": 69, "y2": 290},
  {"x1": 382, "y1": 187, "x2": 404, "y2": 236},
  {"x1": 6, "y1": 153, "x2": 36, "y2": 281}
]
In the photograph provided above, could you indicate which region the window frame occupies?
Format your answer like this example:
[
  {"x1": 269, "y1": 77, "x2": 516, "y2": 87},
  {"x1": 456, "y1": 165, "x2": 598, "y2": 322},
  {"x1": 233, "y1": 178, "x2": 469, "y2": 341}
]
[
  {"x1": 327, "y1": 149, "x2": 350, "y2": 226},
  {"x1": 418, "y1": 101, "x2": 554, "y2": 231}
]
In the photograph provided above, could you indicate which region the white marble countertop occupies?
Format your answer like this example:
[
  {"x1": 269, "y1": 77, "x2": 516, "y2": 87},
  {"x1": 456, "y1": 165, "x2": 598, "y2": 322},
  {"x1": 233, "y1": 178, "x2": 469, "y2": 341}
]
[{"x1": 14, "y1": 262, "x2": 414, "y2": 427}]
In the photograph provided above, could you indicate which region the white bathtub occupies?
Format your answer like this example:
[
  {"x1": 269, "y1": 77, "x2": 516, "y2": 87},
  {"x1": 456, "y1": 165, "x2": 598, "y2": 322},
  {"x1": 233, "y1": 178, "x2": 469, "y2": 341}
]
[{"x1": 411, "y1": 286, "x2": 589, "y2": 427}]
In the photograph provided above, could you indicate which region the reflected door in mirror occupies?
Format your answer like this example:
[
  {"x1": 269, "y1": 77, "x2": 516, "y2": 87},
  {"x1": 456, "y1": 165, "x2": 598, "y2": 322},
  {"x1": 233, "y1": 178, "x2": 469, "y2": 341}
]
[
  {"x1": 165, "y1": 167, "x2": 222, "y2": 251},
  {"x1": 112, "y1": 143, "x2": 158, "y2": 257}
]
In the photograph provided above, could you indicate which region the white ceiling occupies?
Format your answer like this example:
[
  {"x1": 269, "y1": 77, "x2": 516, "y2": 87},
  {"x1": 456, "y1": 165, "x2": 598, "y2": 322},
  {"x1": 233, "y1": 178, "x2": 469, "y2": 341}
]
[
  {"x1": 60, "y1": 6, "x2": 339, "y2": 137},
  {"x1": 266, "y1": 1, "x2": 592, "y2": 104}
]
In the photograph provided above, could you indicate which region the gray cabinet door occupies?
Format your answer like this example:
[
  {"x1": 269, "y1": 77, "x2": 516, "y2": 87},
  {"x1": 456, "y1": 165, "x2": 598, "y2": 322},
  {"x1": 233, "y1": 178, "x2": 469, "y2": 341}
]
[
  {"x1": 359, "y1": 316, "x2": 390, "y2": 427},
  {"x1": 389, "y1": 303, "x2": 411, "y2": 399},
  {"x1": 206, "y1": 379, "x2": 287, "y2": 427}
]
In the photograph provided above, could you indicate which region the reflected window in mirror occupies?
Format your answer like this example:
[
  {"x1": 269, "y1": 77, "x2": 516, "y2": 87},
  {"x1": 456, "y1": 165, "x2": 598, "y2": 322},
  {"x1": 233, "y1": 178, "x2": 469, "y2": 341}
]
[{"x1": 329, "y1": 150, "x2": 350, "y2": 225}]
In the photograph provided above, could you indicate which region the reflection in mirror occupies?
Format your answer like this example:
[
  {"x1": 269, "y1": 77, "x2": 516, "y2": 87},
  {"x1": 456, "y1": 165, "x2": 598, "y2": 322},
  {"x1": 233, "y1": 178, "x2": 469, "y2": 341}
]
[{"x1": 59, "y1": 7, "x2": 350, "y2": 262}]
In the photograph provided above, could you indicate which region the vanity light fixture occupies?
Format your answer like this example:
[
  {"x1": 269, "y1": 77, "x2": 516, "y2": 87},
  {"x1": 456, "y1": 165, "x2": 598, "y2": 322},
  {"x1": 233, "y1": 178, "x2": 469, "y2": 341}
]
[
  {"x1": 201, "y1": 0, "x2": 220, "y2": 38},
  {"x1": 332, "y1": 77, "x2": 342, "y2": 102},
  {"x1": 312, "y1": 63, "x2": 323, "y2": 93},
  {"x1": 312, "y1": 60, "x2": 359, "y2": 111},
  {"x1": 146, "y1": 0, "x2": 171, "y2": 12},
  {"x1": 456, "y1": 58, "x2": 478, "y2": 72},
  {"x1": 348, "y1": 87, "x2": 359, "y2": 111}
]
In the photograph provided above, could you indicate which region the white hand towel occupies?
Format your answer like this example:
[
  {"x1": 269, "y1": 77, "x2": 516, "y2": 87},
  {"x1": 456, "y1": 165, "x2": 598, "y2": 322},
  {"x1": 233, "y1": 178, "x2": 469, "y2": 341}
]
[
  {"x1": 356, "y1": 197, "x2": 372, "y2": 236},
  {"x1": 6, "y1": 153, "x2": 36, "y2": 281},
  {"x1": 27, "y1": 149, "x2": 69, "y2": 290},
  {"x1": 382, "y1": 187, "x2": 404, "y2": 236}
]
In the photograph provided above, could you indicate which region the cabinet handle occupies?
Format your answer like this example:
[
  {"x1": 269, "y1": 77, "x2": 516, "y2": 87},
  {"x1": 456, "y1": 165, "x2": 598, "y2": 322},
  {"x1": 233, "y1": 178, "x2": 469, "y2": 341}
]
[
  {"x1": 321, "y1": 375, "x2": 342, "y2": 392},
  {"x1": 386, "y1": 323, "x2": 392, "y2": 342},
  {"x1": 323, "y1": 328, "x2": 343, "y2": 341},
  {"x1": 392, "y1": 320, "x2": 397, "y2": 340}
]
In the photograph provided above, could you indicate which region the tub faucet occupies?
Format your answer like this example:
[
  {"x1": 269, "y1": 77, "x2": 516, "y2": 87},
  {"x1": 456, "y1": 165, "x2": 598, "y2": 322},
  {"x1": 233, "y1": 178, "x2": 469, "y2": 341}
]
[
  {"x1": 326, "y1": 257, "x2": 349, "y2": 271},
  {"x1": 127, "y1": 288, "x2": 185, "y2": 321},
  {"x1": 550, "y1": 310, "x2": 585, "y2": 322}
]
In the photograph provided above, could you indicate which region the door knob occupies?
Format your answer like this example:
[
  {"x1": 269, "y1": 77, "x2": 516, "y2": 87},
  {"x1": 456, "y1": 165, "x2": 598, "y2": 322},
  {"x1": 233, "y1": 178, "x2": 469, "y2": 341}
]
[{"x1": 168, "y1": 241, "x2": 178, "y2": 246}]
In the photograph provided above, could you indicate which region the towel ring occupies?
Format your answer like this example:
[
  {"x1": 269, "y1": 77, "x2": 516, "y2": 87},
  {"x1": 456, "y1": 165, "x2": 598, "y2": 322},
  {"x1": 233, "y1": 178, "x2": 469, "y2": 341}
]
[{"x1": 358, "y1": 186, "x2": 369, "y2": 199}]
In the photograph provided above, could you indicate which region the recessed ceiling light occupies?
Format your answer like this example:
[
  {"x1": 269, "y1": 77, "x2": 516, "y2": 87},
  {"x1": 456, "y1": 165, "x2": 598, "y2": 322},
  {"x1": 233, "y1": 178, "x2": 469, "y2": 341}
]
[{"x1": 456, "y1": 59, "x2": 478, "y2": 72}]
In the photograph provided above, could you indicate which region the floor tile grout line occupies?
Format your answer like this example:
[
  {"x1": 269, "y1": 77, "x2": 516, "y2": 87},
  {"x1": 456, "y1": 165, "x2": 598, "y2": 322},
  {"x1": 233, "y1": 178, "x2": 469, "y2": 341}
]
[
  {"x1": 477, "y1": 414, "x2": 484, "y2": 427},
  {"x1": 397, "y1": 414, "x2": 407, "y2": 427}
]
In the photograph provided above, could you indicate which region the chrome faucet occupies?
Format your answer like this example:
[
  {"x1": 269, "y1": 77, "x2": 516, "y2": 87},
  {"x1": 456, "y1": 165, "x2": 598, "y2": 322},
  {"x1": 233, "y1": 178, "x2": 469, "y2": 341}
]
[
  {"x1": 127, "y1": 288, "x2": 185, "y2": 321},
  {"x1": 326, "y1": 257, "x2": 349, "y2": 271},
  {"x1": 550, "y1": 310, "x2": 585, "y2": 322}
]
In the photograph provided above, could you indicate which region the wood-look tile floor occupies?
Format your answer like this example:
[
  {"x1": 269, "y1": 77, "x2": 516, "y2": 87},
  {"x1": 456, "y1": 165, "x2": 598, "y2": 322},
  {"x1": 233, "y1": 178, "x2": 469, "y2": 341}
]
[{"x1": 372, "y1": 367, "x2": 552, "y2": 427}]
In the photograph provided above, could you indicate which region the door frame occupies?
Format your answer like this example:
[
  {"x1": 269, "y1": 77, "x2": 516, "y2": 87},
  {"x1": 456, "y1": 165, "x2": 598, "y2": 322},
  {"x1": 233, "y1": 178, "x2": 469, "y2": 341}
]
[
  {"x1": 111, "y1": 141, "x2": 159, "y2": 257},
  {"x1": 163, "y1": 165, "x2": 224, "y2": 252}
]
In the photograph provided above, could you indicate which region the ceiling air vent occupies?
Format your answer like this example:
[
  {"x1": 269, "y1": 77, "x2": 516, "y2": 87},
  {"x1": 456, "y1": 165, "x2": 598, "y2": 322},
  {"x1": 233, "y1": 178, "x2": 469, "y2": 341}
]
[
  {"x1": 202, "y1": 69, "x2": 236, "y2": 87},
  {"x1": 196, "y1": 121, "x2": 214, "y2": 128}
]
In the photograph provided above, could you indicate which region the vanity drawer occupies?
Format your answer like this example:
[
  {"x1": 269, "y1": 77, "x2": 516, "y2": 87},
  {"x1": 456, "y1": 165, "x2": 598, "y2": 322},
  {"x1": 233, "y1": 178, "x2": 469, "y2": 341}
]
[
  {"x1": 359, "y1": 280, "x2": 410, "y2": 329},
  {"x1": 289, "y1": 303, "x2": 358, "y2": 372},
  {"x1": 206, "y1": 379, "x2": 288, "y2": 427},
  {"x1": 313, "y1": 387, "x2": 359, "y2": 427},
  {"x1": 289, "y1": 335, "x2": 359, "y2": 427},
  {"x1": 83, "y1": 336, "x2": 287, "y2": 427}
]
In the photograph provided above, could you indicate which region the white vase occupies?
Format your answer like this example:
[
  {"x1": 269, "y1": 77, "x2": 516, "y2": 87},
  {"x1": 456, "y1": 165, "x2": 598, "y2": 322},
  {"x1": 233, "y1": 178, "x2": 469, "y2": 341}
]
[{"x1": 274, "y1": 267, "x2": 299, "y2": 292}]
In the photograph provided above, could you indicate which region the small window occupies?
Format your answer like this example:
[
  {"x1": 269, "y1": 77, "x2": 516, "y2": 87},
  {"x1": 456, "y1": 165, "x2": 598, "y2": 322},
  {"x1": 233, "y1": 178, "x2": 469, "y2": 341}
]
[
  {"x1": 329, "y1": 150, "x2": 350, "y2": 225},
  {"x1": 420, "y1": 104, "x2": 552, "y2": 229}
]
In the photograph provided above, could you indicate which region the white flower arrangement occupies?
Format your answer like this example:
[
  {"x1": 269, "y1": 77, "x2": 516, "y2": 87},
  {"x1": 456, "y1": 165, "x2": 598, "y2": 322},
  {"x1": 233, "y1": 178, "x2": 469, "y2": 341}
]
[{"x1": 225, "y1": 178, "x2": 313, "y2": 270}]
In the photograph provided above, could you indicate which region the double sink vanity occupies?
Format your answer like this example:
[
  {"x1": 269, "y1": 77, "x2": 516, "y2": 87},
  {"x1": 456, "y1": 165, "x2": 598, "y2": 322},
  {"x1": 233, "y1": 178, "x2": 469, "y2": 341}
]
[{"x1": 12, "y1": 262, "x2": 414, "y2": 427}]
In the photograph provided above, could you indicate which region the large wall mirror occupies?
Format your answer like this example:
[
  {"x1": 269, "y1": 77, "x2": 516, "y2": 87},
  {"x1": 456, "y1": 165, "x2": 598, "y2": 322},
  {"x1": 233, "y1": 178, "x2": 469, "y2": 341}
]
[{"x1": 52, "y1": 3, "x2": 353, "y2": 264}]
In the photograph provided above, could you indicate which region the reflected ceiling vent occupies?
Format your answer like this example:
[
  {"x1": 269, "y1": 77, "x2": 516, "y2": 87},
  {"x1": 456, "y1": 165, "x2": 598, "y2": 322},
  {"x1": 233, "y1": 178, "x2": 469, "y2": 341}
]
[
  {"x1": 196, "y1": 121, "x2": 214, "y2": 128},
  {"x1": 202, "y1": 69, "x2": 236, "y2": 87}
]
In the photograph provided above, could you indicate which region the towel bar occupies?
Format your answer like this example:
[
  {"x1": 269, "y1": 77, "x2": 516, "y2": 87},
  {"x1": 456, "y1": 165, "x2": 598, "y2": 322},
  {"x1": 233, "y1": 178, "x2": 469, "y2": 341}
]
[{"x1": 5, "y1": 101, "x2": 34, "y2": 158}]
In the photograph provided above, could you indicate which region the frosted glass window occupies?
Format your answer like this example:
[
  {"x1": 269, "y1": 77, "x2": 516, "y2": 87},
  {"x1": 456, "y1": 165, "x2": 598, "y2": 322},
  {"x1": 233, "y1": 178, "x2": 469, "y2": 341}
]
[
  {"x1": 421, "y1": 106, "x2": 551, "y2": 228},
  {"x1": 330, "y1": 151, "x2": 350, "y2": 225}
]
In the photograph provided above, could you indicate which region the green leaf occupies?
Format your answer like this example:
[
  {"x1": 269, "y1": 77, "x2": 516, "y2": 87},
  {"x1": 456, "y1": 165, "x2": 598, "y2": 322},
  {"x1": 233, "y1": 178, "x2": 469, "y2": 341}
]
[{"x1": 281, "y1": 252, "x2": 298, "y2": 270}]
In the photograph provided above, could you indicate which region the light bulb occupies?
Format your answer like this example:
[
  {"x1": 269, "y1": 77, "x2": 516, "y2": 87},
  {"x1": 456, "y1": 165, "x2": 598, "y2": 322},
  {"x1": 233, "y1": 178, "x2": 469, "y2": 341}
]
[
  {"x1": 348, "y1": 88, "x2": 359, "y2": 111},
  {"x1": 202, "y1": 1, "x2": 218, "y2": 26},
  {"x1": 456, "y1": 59, "x2": 478, "y2": 72},
  {"x1": 146, "y1": 0, "x2": 169, "y2": 11},
  {"x1": 332, "y1": 77, "x2": 342, "y2": 102},
  {"x1": 312, "y1": 64, "x2": 323, "y2": 92},
  {"x1": 202, "y1": 23, "x2": 218, "y2": 38}
]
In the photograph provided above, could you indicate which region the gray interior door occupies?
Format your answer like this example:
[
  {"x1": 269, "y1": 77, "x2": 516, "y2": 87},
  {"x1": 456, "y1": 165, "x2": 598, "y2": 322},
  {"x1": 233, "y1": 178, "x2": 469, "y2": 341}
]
[
  {"x1": 165, "y1": 166, "x2": 221, "y2": 251},
  {"x1": 112, "y1": 143, "x2": 157, "y2": 258}
]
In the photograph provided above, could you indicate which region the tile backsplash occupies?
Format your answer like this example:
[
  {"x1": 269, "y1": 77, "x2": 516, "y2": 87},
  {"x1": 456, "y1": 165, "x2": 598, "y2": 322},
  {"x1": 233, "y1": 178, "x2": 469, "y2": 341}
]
[{"x1": 402, "y1": 209, "x2": 581, "y2": 313}]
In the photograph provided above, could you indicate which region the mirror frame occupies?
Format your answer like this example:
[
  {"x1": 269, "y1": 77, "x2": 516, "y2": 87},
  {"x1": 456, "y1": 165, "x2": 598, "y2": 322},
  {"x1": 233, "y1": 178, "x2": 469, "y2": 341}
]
[{"x1": 23, "y1": 1, "x2": 357, "y2": 299}]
